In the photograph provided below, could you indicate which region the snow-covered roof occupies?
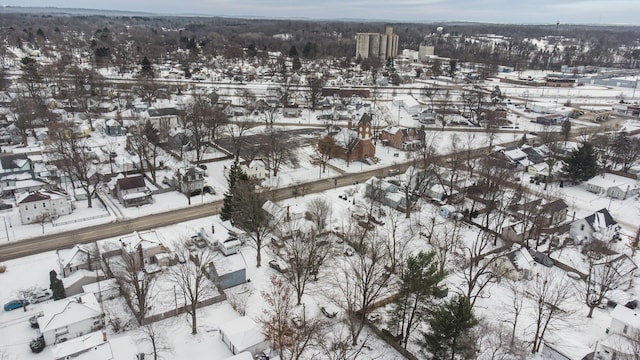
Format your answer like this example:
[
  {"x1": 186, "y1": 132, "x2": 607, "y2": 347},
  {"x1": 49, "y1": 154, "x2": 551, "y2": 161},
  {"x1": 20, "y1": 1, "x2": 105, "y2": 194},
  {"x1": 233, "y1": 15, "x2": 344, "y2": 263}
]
[
  {"x1": 610, "y1": 305, "x2": 640, "y2": 331},
  {"x1": 57, "y1": 244, "x2": 97, "y2": 269},
  {"x1": 219, "y1": 316, "x2": 266, "y2": 353},
  {"x1": 81, "y1": 278, "x2": 119, "y2": 295},
  {"x1": 16, "y1": 190, "x2": 67, "y2": 204},
  {"x1": 383, "y1": 126, "x2": 401, "y2": 135},
  {"x1": 212, "y1": 253, "x2": 246, "y2": 276},
  {"x1": 50, "y1": 331, "x2": 137, "y2": 360},
  {"x1": 61, "y1": 269, "x2": 99, "y2": 289},
  {"x1": 503, "y1": 148, "x2": 528, "y2": 161},
  {"x1": 586, "y1": 173, "x2": 636, "y2": 190},
  {"x1": 38, "y1": 292, "x2": 102, "y2": 333}
]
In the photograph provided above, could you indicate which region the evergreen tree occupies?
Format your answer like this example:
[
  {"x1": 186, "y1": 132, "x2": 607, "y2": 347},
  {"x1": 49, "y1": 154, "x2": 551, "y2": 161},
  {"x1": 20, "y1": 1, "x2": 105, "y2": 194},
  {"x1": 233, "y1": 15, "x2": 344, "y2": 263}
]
[
  {"x1": 388, "y1": 251, "x2": 446, "y2": 349},
  {"x1": 289, "y1": 46, "x2": 298, "y2": 57},
  {"x1": 49, "y1": 270, "x2": 66, "y2": 300},
  {"x1": 563, "y1": 141, "x2": 599, "y2": 183},
  {"x1": 292, "y1": 56, "x2": 302, "y2": 71},
  {"x1": 448, "y1": 59, "x2": 457, "y2": 77},
  {"x1": 140, "y1": 56, "x2": 153, "y2": 77},
  {"x1": 561, "y1": 119, "x2": 572, "y2": 141},
  {"x1": 220, "y1": 162, "x2": 248, "y2": 222},
  {"x1": 419, "y1": 294, "x2": 477, "y2": 360}
]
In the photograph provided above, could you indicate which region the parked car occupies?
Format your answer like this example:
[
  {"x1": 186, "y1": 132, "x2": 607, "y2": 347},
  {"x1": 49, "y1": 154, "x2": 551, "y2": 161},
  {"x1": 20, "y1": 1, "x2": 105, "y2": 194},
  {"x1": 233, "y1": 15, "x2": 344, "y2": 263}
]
[
  {"x1": 321, "y1": 305, "x2": 338, "y2": 318},
  {"x1": 4, "y1": 299, "x2": 29, "y2": 311},
  {"x1": 29, "y1": 335, "x2": 45, "y2": 353},
  {"x1": 269, "y1": 259, "x2": 288, "y2": 273},
  {"x1": 29, "y1": 313, "x2": 44, "y2": 328},
  {"x1": 28, "y1": 289, "x2": 53, "y2": 304}
]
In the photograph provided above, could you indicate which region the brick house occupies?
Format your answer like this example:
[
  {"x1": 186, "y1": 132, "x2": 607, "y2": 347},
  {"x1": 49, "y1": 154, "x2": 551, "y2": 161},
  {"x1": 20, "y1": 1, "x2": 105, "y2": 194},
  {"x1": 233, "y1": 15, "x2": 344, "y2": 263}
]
[{"x1": 379, "y1": 126, "x2": 424, "y2": 150}]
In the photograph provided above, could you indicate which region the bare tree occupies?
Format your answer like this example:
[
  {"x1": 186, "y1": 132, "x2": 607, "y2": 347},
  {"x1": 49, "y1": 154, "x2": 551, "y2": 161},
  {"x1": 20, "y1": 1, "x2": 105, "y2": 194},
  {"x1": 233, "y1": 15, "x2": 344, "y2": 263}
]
[
  {"x1": 530, "y1": 272, "x2": 573, "y2": 353},
  {"x1": 181, "y1": 95, "x2": 218, "y2": 163},
  {"x1": 225, "y1": 118, "x2": 252, "y2": 162},
  {"x1": 168, "y1": 245, "x2": 216, "y2": 335},
  {"x1": 474, "y1": 320, "x2": 527, "y2": 360},
  {"x1": 260, "y1": 275, "x2": 325, "y2": 360},
  {"x1": 48, "y1": 121, "x2": 104, "y2": 207},
  {"x1": 341, "y1": 131, "x2": 359, "y2": 167},
  {"x1": 306, "y1": 198, "x2": 331, "y2": 231},
  {"x1": 139, "y1": 322, "x2": 172, "y2": 360},
  {"x1": 504, "y1": 280, "x2": 526, "y2": 349},
  {"x1": 272, "y1": 221, "x2": 330, "y2": 305},
  {"x1": 461, "y1": 231, "x2": 504, "y2": 308},
  {"x1": 581, "y1": 245, "x2": 631, "y2": 318},
  {"x1": 112, "y1": 250, "x2": 157, "y2": 323},
  {"x1": 260, "y1": 127, "x2": 299, "y2": 177},
  {"x1": 382, "y1": 211, "x2": 412, "y2": 274},
  {"x1": 432, "y1": 219, "x2": 463, "y2": 274},
  {"x1": 334, "y1": 231, "x2": 391, "y2": 346},
  {"x1": 315, "y1": 135, "x2": 341, "y2": 174}
]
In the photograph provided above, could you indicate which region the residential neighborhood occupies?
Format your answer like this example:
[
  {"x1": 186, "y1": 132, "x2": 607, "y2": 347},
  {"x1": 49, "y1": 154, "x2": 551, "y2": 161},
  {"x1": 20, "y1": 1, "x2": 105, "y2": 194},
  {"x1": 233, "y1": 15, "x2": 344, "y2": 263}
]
[{"x1": 0, "y1": 6, "x2": 640, "y2": 360}]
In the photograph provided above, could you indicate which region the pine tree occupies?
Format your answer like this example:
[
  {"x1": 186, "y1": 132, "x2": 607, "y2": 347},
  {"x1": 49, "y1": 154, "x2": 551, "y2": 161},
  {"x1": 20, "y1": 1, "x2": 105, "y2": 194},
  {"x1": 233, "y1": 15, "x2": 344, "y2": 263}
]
[
  {"x1": 389, "y1": 251, "x2": 446, "y2": 349},
  {"x1": 561, "y1": 119, "x2": 572, "y2": 141},
  {"x1": 49, "y1": 270, "x2": 66, "y2": 300},
  {"x1": 292, "y1": 56, "x2": 302, "y2": 71},
  {"x1": 419, "y1": 294, "x2": 477, "y2": 360},
  {"x1": 563, "y1": 141, "x2": 599, "y2": 183},
  {"x1": 220, "y1": 162, "x2": 248, "y2": 222}
]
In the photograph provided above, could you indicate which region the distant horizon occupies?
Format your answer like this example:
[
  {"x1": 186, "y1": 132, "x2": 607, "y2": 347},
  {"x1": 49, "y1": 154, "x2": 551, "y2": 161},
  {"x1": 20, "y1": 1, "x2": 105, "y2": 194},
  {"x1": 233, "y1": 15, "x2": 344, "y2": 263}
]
[{"x1": 0, "y1": 2, "x2": 639, "y2": 26}]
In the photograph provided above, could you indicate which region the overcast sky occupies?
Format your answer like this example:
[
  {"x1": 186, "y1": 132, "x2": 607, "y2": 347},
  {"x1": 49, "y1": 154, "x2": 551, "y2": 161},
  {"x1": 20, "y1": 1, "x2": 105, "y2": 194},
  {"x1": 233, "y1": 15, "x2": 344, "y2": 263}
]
[{"x1": 2, "y1": 0, "x2": 639, "y2": 25}]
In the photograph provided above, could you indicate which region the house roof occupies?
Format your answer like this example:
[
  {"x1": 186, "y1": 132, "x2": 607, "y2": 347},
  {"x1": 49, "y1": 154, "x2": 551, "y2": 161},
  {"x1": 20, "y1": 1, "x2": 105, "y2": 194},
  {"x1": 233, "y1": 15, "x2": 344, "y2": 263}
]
[
  {"x1": 37, "y1": 293, "x2": 102, "y2": 333},
  {"x1": 262, "y1": 200, "x2": 285, "y2": 221},
  {"x1": 503, "y1": 148, "x2": 528, "y2": 161},
  {"x1": 57, "y1": 244, "x2": 98, "y2": 269},
  {"x1": 586, "y1": 173, "x2": 636, "y2": 190},
  {"x1": 219, "y1": 316, "x2": 266, "y2": 352},
  {"x1": 16, "y1": 190, "x2": 50, "y2": 203},
  {"x1": 584, "y1": 208, "x2": 617, "y2": 229},
  {"x1": 16, "y1": 190, "x2": 67, "y2": 204},
  {"x1": 611, "y1": 304, "x2": 640, "y2": 330},
  {"x1": 542, "y1": 199, "x2": 568, "y2": 213},
  {"x1": 51, "y1": 331, "x2": 137, "y2": 360},
  {"x1": 212, "y1": 253, "x2": 247, "y2": 276},
  {"x1": 116, "y1": 175, "x2": 146, "y2": 190},
  {"x1": 0, "y1": 153, "x2": 29, "y2": 171}
]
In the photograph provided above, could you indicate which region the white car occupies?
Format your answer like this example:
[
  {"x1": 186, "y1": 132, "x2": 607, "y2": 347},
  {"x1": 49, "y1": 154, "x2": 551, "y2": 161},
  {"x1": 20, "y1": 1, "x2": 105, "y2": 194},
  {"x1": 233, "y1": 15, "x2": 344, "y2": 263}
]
[{"x1": 28, "y1": 289, "x2": 53, "y2": 304}]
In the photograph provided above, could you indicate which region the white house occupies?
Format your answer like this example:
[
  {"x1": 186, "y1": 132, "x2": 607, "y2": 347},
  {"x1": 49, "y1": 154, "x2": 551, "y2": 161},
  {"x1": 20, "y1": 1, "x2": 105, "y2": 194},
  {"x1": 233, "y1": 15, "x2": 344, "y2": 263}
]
[
  {"x1": 37, "y1": 292, "x2": 104, "y2": 345},
  {"x1": 57, "y1": 244, "x2": 101, "y2": 278},
  {"x1": 17, "y1": 190, "x2": 72, "y2": 224},
  {"x1": 570, "y1": 208, "x2": 620, "y2": 244},
  {"x1": 50, "y1": 331, "x2": 138, "y2": 360},
  {"x1": 595, "y1": 305, "x2": 640, "y2": 360},
  {"x1": 97, "y1": 230, "x2": 170, "y2": 269},
  {"x1": 585, "y1": 174, "x2": 637, "y2": 200},
  {"x1": 241, "y1": 159, "x2": 269, "y2": 180},
  {"x1": 219, "y1": 316, "x2": 269, "y2": 357}
]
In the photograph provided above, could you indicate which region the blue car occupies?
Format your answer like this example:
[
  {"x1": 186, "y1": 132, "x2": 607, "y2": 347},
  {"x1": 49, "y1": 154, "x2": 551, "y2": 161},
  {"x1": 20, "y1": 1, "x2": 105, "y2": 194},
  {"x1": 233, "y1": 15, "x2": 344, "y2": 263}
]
[{"x1": 3, "y1": 299, "x2": 29, "y2": 311}]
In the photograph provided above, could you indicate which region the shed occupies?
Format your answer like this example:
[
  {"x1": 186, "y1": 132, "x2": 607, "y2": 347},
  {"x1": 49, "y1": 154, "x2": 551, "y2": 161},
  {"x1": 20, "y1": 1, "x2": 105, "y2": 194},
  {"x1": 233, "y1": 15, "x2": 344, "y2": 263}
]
[
  {"x1": 208, "y1": 253, "x2": 247, "y2": 289},
  {"x1": 219, "y1": 316, "x2": 269, "y2": 356}
]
